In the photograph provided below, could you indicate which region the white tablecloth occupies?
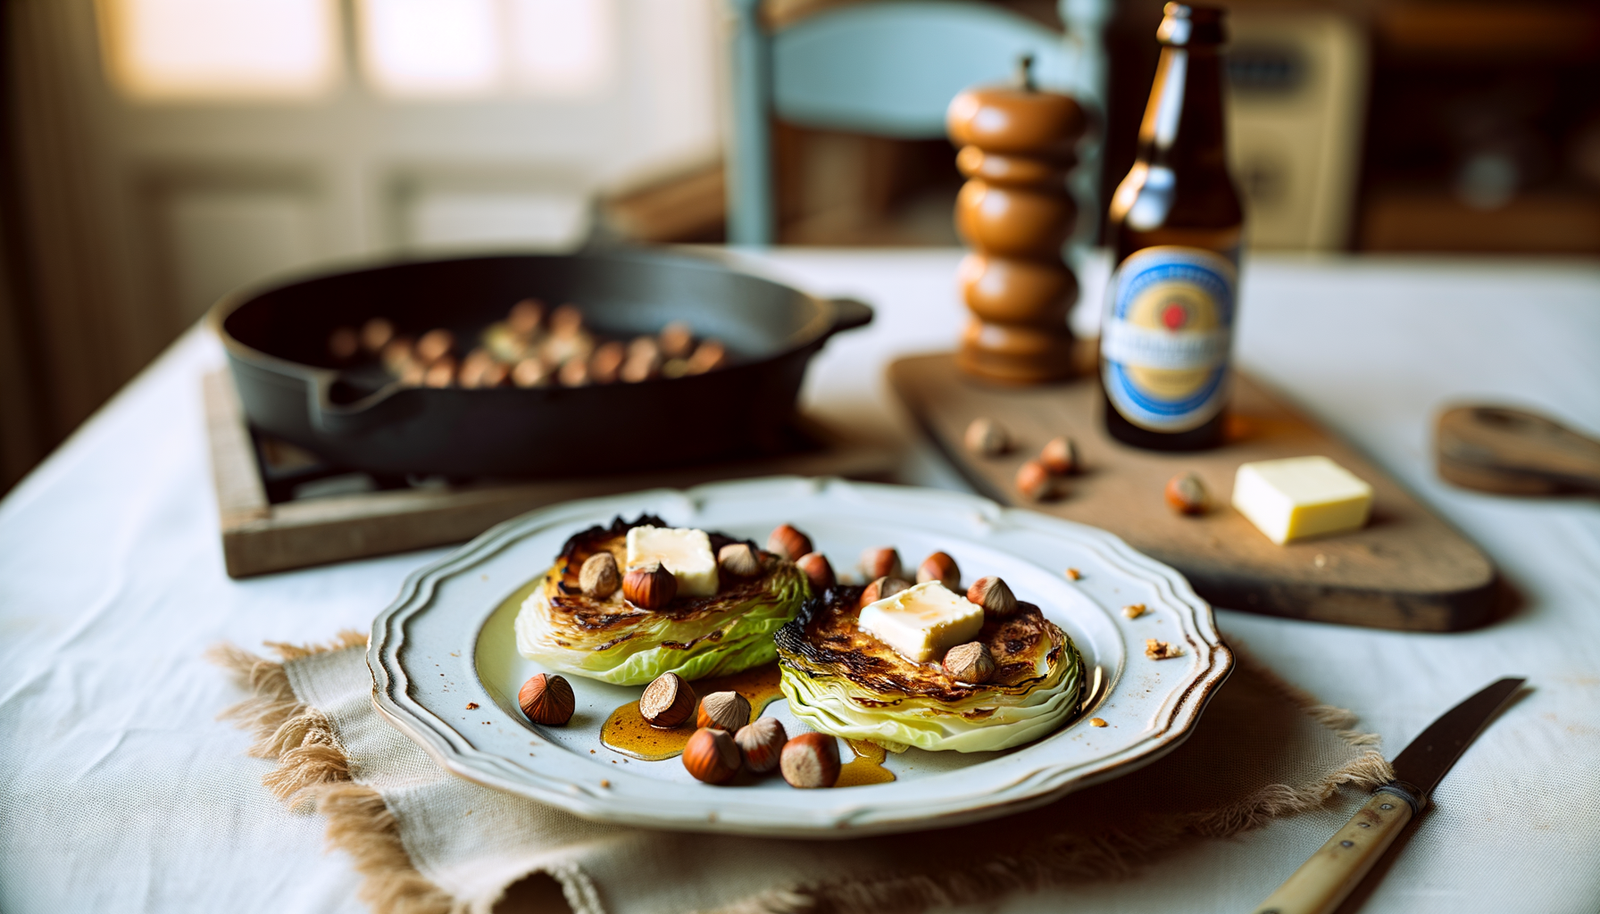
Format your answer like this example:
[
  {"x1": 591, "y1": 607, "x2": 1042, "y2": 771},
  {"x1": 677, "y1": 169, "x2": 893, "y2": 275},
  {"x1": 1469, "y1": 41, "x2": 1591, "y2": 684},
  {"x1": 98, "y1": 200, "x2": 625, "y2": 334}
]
[{"x1": 1, "y1": 249, "x2": 1597, "y2": 913}]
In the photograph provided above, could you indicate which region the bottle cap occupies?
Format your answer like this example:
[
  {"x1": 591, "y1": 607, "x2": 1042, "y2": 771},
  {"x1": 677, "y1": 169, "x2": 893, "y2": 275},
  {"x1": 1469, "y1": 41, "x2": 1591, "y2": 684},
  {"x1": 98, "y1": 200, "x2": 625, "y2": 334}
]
[{"x1": 1158, "y1": 3, "x2": 1226, "y2": 47}]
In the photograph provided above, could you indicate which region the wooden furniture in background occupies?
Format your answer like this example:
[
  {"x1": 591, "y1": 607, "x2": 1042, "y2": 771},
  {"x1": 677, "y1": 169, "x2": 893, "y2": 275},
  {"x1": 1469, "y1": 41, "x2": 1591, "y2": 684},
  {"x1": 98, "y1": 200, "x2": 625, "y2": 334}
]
[
  {"x1": 889, "y1": 351, "x2": 1497, "y2": 632},
  {"x1": 203, "y1": 371, "x2": 898, "y2": 578},
  {"x1": 725, "y1": 0, "x2": 1109, "y2": 246},
  {"x1": 948, "y1": 65, "x2": 1088, "y2": 383}
]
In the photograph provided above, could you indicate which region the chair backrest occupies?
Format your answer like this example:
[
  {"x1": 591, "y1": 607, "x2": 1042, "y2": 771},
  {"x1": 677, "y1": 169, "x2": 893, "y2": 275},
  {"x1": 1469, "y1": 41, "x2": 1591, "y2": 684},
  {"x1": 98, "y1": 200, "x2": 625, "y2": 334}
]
[{"x1": 726, "y1": 0, "x2": 1109, "y2": 245}]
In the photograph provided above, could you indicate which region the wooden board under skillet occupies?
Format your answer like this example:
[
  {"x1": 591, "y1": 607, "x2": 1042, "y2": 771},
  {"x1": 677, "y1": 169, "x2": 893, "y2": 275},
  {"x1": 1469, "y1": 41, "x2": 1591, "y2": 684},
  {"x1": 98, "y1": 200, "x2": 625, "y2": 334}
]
[{"x1": 888, "y1": 352, "x2": 1496, "y2": 632}]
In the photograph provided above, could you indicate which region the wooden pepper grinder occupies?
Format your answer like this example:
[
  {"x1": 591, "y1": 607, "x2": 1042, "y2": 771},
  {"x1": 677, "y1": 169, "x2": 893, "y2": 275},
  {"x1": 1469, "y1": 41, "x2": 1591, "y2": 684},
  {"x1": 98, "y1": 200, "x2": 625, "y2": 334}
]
[{"x1": 947, "y1": 57, "x2": 1089, "y2": 384}]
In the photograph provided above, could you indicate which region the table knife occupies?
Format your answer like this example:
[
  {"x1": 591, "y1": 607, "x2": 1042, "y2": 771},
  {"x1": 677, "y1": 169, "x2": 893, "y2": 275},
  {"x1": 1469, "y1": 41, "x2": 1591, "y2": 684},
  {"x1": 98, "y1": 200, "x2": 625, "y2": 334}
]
[{"x1": 1250, "y1": 676, "x2": 1525, "y2": 914}]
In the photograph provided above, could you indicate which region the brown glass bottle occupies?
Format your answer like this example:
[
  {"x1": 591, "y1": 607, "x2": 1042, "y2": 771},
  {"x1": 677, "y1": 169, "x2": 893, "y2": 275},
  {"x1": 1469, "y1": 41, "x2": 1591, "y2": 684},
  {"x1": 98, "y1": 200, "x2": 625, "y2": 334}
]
[{"x1": 1100, "y1": 3, "x2": 1244, "y2": 451}]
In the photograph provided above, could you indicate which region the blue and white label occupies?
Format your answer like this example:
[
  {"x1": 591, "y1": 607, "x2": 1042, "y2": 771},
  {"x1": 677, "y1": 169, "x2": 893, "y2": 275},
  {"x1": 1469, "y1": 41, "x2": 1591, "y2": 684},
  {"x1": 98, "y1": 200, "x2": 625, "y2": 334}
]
[{"x1": 1101, "y1": 245, "x2": 1237, "y2": 432}]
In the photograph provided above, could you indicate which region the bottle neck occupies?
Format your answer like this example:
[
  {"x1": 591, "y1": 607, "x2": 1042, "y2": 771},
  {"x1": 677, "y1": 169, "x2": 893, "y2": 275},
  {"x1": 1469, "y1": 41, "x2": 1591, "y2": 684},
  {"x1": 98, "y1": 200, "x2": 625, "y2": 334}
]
[{"x1": 1135, "y1": 45, "x2": 1229, "y2": 173}]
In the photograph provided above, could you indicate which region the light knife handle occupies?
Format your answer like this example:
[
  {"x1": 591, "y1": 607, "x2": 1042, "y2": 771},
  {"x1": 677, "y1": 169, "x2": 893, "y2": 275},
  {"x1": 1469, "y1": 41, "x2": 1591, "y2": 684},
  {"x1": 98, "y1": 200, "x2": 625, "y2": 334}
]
[{"x1": 1249, "y1": 790, "x2": 1416, "y2": 914}]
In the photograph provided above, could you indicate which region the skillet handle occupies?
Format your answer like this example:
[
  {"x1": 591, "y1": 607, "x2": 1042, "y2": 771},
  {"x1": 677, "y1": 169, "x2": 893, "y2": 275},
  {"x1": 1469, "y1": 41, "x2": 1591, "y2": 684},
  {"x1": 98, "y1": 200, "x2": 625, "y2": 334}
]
[
  {"x1": 826, "y1": 298, "x2": 874, "y2": 336},
  {"x1": 306, "y1": 372, "x2": 420, "y2": 436}
]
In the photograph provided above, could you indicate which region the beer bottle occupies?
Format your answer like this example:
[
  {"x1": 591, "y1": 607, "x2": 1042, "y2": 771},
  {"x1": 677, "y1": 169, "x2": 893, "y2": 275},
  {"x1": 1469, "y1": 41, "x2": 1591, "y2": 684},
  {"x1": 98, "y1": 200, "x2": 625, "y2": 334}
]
[{"x1": 1100, "y1": 3, "x2": 1243, "y2": 451}]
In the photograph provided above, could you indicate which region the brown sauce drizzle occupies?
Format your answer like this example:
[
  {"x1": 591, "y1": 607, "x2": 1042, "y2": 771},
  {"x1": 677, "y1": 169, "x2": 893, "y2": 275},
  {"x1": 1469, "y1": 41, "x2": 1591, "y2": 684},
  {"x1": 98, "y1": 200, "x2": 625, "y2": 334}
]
[
  {"x1": 837, "y1": 740, "x2": 896, "y2": 787},
  {"x1": 600, "y1": 662, "x2": 785, "y2": 760}
]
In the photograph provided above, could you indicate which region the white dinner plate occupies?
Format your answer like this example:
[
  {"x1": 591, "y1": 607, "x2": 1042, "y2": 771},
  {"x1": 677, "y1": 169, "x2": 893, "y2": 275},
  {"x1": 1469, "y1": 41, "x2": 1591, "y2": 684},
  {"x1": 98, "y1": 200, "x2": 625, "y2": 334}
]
[{"x1": 369, "y1": 477, "x2": 1232, "y2": 838}]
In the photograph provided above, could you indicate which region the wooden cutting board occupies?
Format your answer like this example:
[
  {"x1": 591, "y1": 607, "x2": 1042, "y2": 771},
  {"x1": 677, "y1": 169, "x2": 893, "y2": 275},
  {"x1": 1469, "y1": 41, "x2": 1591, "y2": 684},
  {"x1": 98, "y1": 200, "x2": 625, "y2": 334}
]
[
  {"x1": 204, "y1": 371, "x2": 900, "y2": 578},
  {"x1": 889, "y1": 352, "x2": 1496, "y2": 631}
]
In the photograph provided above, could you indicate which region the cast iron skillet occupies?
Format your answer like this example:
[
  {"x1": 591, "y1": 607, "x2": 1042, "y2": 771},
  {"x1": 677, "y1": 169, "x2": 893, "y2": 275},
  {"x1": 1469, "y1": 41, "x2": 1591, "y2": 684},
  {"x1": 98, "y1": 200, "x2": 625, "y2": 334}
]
[{"x1": 207, "y1": 248, "x2": 873, "y2": 479}]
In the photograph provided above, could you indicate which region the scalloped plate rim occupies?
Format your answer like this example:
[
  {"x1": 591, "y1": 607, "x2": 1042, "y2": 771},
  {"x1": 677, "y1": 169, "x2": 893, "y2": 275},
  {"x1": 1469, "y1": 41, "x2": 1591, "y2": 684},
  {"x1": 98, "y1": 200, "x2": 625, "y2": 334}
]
[{"x1": 368, "y1": 476, "x2": 1233, "y2": 838}]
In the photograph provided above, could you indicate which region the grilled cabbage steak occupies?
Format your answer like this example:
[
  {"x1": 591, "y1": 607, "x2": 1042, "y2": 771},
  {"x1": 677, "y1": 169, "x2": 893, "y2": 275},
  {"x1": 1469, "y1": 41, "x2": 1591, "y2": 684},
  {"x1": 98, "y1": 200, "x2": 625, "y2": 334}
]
[
  {"x1": 516, "y1": 515, "x2": 808, "y2": 685},
  {"x1": 775, "y1": 586, "x2": 1083, "y2": 752}
]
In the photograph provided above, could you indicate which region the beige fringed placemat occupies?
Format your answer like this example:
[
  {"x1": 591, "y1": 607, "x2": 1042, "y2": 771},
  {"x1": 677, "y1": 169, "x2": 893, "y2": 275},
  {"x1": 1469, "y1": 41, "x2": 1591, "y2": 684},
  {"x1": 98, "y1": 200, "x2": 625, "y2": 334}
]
[{"x1": 211, "y1": 634, "x2": 1391, "y2": 914}]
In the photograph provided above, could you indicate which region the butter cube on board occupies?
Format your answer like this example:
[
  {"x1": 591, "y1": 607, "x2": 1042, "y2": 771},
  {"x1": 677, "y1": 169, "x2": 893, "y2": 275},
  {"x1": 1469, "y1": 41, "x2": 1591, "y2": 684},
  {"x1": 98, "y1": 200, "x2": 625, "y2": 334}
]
[
  {"x1": 857, "y1": 581, "x2": 984, "y2": 662},
  {"x1": 1232, "y1": 456, "x2": 1373, "y2": 545},
  {"x1": 625, "y1": 526, "x2": 719, "y2": 597}
]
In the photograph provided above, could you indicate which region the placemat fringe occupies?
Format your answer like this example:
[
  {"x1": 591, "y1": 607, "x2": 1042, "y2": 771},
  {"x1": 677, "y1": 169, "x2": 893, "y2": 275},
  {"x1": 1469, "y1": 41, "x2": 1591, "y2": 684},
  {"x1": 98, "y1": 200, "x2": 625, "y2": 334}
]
[{"x1": 211, "y1": 634, "x2": 453, "y2": 914}]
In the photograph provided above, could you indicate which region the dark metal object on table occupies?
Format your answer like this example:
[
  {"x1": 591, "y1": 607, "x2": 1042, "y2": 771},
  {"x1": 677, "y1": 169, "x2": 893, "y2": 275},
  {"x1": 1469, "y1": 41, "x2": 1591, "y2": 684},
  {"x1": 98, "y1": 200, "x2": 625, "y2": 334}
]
[
  {"x1": 207, "y1": 249, "x2": 872, "y2": 479},
  {"x1": 1249, "y1": 676, "x2": 1525, "y2": 914}
]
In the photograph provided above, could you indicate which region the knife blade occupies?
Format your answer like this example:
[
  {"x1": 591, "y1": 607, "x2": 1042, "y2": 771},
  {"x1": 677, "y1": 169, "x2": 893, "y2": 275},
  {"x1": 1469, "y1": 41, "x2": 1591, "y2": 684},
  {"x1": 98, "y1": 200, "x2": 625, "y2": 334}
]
[{"x1": 1249, "y1": 676, "x2": 1525, "y2": 914}]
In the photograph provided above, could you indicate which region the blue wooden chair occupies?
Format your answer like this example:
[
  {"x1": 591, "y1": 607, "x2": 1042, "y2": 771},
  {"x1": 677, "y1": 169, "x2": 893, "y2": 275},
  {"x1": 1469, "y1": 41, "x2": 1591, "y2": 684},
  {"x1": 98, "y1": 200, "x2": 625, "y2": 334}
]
[{"x1": 725, "y1": 0, "x2": 1110, "y2": 246}]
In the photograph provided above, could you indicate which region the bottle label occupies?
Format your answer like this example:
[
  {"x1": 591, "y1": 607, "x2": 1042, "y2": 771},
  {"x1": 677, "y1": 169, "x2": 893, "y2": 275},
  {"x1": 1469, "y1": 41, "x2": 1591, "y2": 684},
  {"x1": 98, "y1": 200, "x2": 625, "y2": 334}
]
[{"x1": 1101, "y1": 245, "x2": 1237, "y2": 432}]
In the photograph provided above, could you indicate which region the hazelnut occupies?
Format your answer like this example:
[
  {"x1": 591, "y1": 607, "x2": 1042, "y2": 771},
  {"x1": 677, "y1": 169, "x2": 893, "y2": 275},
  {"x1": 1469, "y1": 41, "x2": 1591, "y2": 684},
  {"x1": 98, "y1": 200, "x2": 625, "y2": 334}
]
[
  {"x1": 457, "y1": 349, "x2": 496, "y2": 388},
  {"x1": 682, "y1": 727, "x2": 740, "y2": 784},
  {"x1": 590, "y1": 341, "x2": 626, "y2": 385},
  {"x1": 915, "y1": 552, "x2": 960, "y2": 591},
  {"x1": 508, "y1": 298, "x2": 544, "y2": 335},
  {"x1": 639, "y1": 672, "x2": 697, "y2": 728},
  {"x1": 659, "y1": 321, "x2": 694, "y2": 359},
  {"x1": 859, "y1": 547, "x2": 903, "y2": 581},
  {"x1": 735, "y1": 717, "x2": 787, "y2": 773},
  {"x1": 1165, "y1": 472, "x2": 1209, "y2": 515},
  {"x1": 558, "y1": 357, "x2": 590, "y2": 387},
  {"x1": 964, "y1": 417, "x2": 1010, "y2": 457},
  {"x1": 795, "y1": 552, "x2": 835, "y2": 590},
  {"x1": 621, "y1": 338, "x2": 662, "y2": 383},
  {"x1": 859, "y1": 576, "x2": 910, "y2": 608},
  {"x1": 423, "y1": 356, "x2": 457, "y2": 388},
  {"x1": 511, "y1": 357, "x2": 550, "y2": 388},
  {"x1": 1040, "y1": 436, "x2": 1078, "y2": 475},
  {"x1": 718, "y1": 542, "x2": 762, "y2": 578},
  {"x1": 518, "y1": 673, "x2": 575, "y2": 726},
  {"x1": 685, "y1": 339, "x2": 727, "y2": 374},
  {"x1": 381, "y1": 337, "x2": 416, "y2": 374},
  {"x1": 399, "y1": 360, "x2": 426, "y2": 386},
  {"x1": 628, "y1": 335, "x2": 661, "y2": 362},
  {"x1": 416, "y1": 328, "x2": 455, "y2": 364},
  {"x1": 579, "y1": 552, "x2": 620, "y2": 598},
  {"x1": 361, "y1": 317, "x2": 396, "y2": 353},
  {"x1": 697, "y1": 690, "x2": 751, "y2": 733},
  {"x1": 550, "y1": 303, "x2": 584, "y2": 337},
  {"x1": 328, "y1": 326, "x2": 360, "y2": 362},
  {"x1": 478, "y1": 360, "x2": 509, "y2": 388},
  {"x1": 780, "y1": 732, "x2": 841, "y2": 789},
  {"x1": 1146, "y1": 639, "x2": 1182, "y2": 660},
  {"x1": 766, "y1": 524, "x2": 812, "y2": 562},
  {"x1": 1015, "y1": 459, "x2": 1056, "y2": 501},
  {"x1": 623, "y1": 561, "x2": 677, "y2": 609},
  {"x1": 967, "y1": 576, "x2": 1017, "y2": 617},
  {"x1": 942, "y1": 641, "x2": 995, "y2": 683}
]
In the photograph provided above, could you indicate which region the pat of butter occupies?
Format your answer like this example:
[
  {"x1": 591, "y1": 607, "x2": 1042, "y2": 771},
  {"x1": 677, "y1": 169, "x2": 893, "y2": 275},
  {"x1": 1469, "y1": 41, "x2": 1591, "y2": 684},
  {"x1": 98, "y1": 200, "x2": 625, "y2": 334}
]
[
  {"x1": 857, "y1": 581, "x2": 984, "y2": 663},
  {"x1": 625, "y1": 526, "x2": 719, "y2": 597},
  {"x1": 1232, "y1": 456, "x2": 1373, "y2": 545}
]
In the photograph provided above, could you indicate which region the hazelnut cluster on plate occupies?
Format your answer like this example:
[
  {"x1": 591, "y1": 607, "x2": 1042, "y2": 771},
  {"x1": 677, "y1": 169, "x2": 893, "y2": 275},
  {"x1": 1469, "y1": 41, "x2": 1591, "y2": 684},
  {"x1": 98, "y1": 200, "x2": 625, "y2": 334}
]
[
  {"x1": 634, "y1": 672, "x2": 842, "y2": 789},
  {"x1": 773, "y1": 538, "x2": 1085, "y2": 754}
]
